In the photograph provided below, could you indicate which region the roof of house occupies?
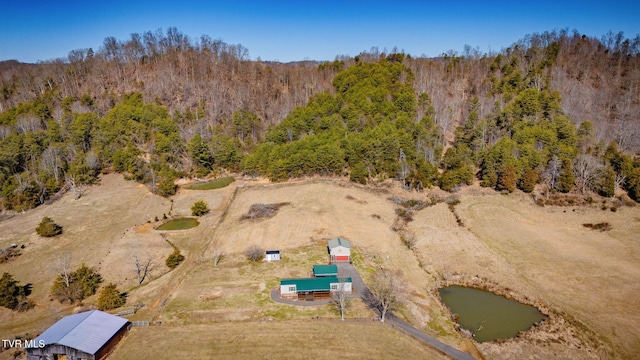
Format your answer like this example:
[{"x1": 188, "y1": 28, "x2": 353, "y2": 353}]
[
  {"x1": 313, "y1": 264, "x2": 338, "y2": 276},
  {"x1": 328, "y1": 237, "x2": 351, "y2": 249},
  {"x1": 281, "y1": 276, "x2": 352, "y2": 292},
  {"x1": 29, "y1": 310, "x2": 129, "y2": 355},
  {"x1": 266, "y1": 250, "x2": 280, "y2": 254}
]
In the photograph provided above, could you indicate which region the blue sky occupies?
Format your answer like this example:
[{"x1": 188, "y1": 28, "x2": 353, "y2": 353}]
[{"x1": 1, "y1": 1, "x2": 639, "y2": 63}]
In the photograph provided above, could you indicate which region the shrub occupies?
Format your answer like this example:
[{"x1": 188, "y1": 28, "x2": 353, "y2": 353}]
[
  {"x1": 0, "y1": 247, "x2": 21, "y2": 264},
  {"x1": 240, "y1": 203, "x2": 290, "y2": 220},
  {"x1": 36, "y1": 217, "x2": 63, "y2": 237},
  {"x1": 394, "y1": 208, "x2": 414, "y2": 222},
  {"x1": 400, "y1": 232, "x2": 416, "y2": 250},
  {"x1": 157, "y1": 176, "x2": 177, "y2": 197},
  {"x1": 583, "y1": 222, "x2": 612, "y2": 232},
  {"x1": 51, "y1": 264, "x2": 102, "y2": 304},
  {"x1": 74, "y1": 264, "x2": 103, "y2": 298},
  {"x1": 439, "y1": 165, "x2": 474, "y2": 192},
  {"x1": 556, "y1": 161, "x2": 574, "y2": 193},
  {"x1": 191, "y1": 200, "x2": 210, "y2": 216},
  {"x1": 165, "y1": 249, "x2": 185, "y2": 269},
  {"x1": 350, "y1": 163, "x2": 368, "y2": 184},
  {"x1": 496, "y1": 164, "x2": 517, "y2": 193},
  {"x1": 0, "y1": 272, "x2": 32, "y2": 311},
  {"x1": 518, "y1": 167, "x2": 539, "y2": 193},
  {"x1": 97, "y1": 283, "x2": 126, "y2": 310},
  {"x1": 444, "y1": 195, "x2": 461, "y2": 206},
  {"x1": 245, "y1": 245, "x2": 264, "y2": 262}
]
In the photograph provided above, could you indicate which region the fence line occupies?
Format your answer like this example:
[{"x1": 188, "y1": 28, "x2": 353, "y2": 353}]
[
  {"x1": 115, "y1": 309, "x2": 136, "y2": 316},
  {"x1": 131, "y1": 321, "x2": 150, "y2": 327}
]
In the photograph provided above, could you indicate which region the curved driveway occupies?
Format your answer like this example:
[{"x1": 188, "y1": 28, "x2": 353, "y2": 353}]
[{"x1": 271, "y1": 262, "x2": 475, "y2": 360}]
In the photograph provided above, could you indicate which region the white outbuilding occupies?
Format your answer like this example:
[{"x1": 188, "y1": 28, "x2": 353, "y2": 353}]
[
  {"x1": 265, "y1": 250, "x2": 281, "y2": 262},
  {"x1": 328, "y1": 237, "x2": 351, "y2": 263}
]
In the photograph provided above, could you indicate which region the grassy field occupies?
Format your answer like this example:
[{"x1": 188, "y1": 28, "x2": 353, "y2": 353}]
[
  {"x1": 183, "y1": 177, "x2": 235, "y2": 190},
  {"x1": 109, "y1": 321, "x2": 448, "y2": 360},
  {"x1": 0, "y1": 175, "x2": 175, "y2": 340},
  {"x1": 1, "y1": 176, "x2": 638, "y2": 359},
  {"x1": 406, "y1": 186, "x2": 640, "y2": 358},
  {"x1": 155, "y1": 217, "x2": 199, "y2": 230},
  {"x1": 0, "y1": 174, "x2": 235, "y2": 340}
]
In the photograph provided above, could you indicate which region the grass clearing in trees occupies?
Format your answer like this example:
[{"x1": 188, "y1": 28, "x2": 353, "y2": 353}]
[
  {"x1": 184, "y1": 177, "x2": 234, "y2": 190},
  {"x1": 156, "y1": 217, "x2": 199, "y2": 230}
]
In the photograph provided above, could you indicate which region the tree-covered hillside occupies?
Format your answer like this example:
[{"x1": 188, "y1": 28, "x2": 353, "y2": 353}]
[
  {"x1": 1, "y1": 28, "x2": 639, "y2": 211},
  {"x1": 244, "y1": 56, "x2": 441, "y2": 189}
]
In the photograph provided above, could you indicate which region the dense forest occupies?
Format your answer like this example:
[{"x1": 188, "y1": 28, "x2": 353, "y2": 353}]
[{"x1": 1, "y1": 27, "x2": 639, "y2": 211}]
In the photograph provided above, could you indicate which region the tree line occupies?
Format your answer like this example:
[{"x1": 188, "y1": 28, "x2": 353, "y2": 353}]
[{"x1": 1, "y1": 28, "x2": 639, "y2": 210}]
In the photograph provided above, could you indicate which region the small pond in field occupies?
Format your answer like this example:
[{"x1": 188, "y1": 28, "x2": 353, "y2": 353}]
[
  {"x1": 439, "y1": 286, "x2": 546, "y2": 342},
  {"x1": 156, "y1": 218, "x2": 199, "y2": 230}
]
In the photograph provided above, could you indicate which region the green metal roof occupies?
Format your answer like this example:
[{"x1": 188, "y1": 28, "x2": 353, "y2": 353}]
[
  {"x1": 312, "y1": 264, "x2": 338, "y2": 276},
  {"x1": 281, "y1": 276, "x2": 352, "y2": 292}
]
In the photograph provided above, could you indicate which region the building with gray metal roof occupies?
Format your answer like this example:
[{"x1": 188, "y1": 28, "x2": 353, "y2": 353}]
[
  {"x1": 26, "y1": 310, "x2": 130, "y2": 360},
  {"x1": 328, "y1": 237, "x2": 351, "y2": 263}
]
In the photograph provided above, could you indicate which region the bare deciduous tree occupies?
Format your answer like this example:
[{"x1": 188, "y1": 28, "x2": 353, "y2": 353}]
[
  {"x1": 41, "y1": 145, "x2": 64, "y2": 183},
  {"x1": 65, "y1": 175, "x2": 86, "y2": 200},
  {"x1": 0, "y1": 125, "x2": 12, "y2": 141},
  {"x1": 15, "y1": 114, "x2": 44, "y2": 133},
  {"x1": 611, "y1": 119, "x2": 640, "y2": 154},
  {"x1": 53, "y1": 251, "x2": 73, "y2": 287},
  {"x1": 573, "y1": 154, "x2": 604, "y2": 194},
  {"x1": 245, "y1": 245, "x2": 264, "y2": 262},
  {"x1": 133, "y1": 254, "x2": 156, "y2": 285},
  {"x1": 332, "y1": 279, "x2": 352, "y2": 321},
  {"x1": 544, "y1": 155, "x2": 562, "y2": 191},
  {"x1": 369, "y1": 268, "x2": 405, "y2": 323}
]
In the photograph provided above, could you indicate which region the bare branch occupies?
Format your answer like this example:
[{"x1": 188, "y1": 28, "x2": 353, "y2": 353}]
[
  {"x1": 132, "y1": 254, "x2": 156, "y2": 285},
  {"x1": 53, "y1": 251, "x2": 73, "y2": 287},
  {"x1": 369, "y1": 268, "x2": 405, "y2": 323},
  {"x1": 331, "y1": 279, "x2": 352, "y2": 321}
]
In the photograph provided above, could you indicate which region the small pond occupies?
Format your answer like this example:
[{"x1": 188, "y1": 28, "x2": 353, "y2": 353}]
[
  {"x1": 156, "y1": 217, "x2": 199, "y2": 230},
  {"x1": 439, "y1": 286, "x2": 546, "y2": 342}
]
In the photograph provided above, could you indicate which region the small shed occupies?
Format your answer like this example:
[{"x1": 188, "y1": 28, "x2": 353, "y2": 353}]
[
  {"x1": 280, "y1": 276, "x2": 352, "y2": 300},
  {"x1": 313, "y1": 264, "x2": 338, "y2": 277},
  {"x1": 328, "y1": 237, "x2": 351, "y2": 263},
  {"x1": 265, "y1": 250, "x2": 281, "y2": 262},
  {"x1": 26, "y1": 310, "x2": 130, "y2": 360}
]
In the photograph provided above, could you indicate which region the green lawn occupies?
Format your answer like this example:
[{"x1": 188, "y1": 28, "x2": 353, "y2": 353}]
[
  {"x1": 156, "y1": 217, "x2": 199, "y2": 230},
  {"x1": 184, "y1": 177, "x2": 235, "y2": 190}
]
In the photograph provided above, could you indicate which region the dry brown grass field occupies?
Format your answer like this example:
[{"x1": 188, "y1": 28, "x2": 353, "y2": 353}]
[
  {"x1": 1, "y1": 176, "x2": 639, "y2": 359},
  {"x1": 108, "y1": 321, "x2": 447, "y2": 360}
]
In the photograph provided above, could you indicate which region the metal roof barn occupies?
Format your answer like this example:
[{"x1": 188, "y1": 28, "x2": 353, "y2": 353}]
[{"x1": 26, "y1": 310, "x2": 130, "y2": 360}]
